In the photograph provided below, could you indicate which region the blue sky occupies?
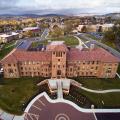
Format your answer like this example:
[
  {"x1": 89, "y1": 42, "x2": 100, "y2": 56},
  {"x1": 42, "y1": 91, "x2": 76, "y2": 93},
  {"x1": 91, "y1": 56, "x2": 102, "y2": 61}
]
[{"x1": 0, "y1": 0, "x2": 120, "y2": 14}]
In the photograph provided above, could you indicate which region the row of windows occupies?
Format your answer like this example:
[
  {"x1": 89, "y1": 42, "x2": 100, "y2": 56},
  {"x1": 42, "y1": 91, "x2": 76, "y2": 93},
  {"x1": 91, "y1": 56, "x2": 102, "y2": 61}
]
[
  {"x1": 67, "y1": 72, "x2": 97, "y2": 76},
  {"x1": 8, "y1": 64, "x2": 16, "y2": 67},
  {"x1": 53, "y1": 65, "x2": 65, "y2": 68},
  {"x1": 19, "y1": 62, "x2": 50, "y2": 65},
  {"x1": 68, "y1": 61, "x2": 99, "y2": 65},
  {"x1": 53, "y1": 52, "x2": 65, "y2": 57},
  {"x1": 21, "y1": 67, "x2": 49, "y2": 72},
  {"x1": 68, "y1": 66, "x2": 98, "y2": 72},
  {"x1": 21, "y1": 72, "x2": 51, "y2": 76}
]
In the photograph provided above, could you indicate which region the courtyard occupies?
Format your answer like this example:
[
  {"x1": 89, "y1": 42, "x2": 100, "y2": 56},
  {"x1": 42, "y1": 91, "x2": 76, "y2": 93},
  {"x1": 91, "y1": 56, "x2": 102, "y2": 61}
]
[{"x1": 0, "y1": 77, "x2": 120, "y2": 115}]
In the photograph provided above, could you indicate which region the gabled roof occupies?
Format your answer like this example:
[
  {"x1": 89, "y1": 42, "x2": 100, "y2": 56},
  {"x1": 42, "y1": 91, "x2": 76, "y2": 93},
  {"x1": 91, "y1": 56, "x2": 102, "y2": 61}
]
[
  {"x1": 1, "y1": 49, "x2": 52, "y2": 64},
  {"x1": 67, "y1": 48, "x2": 120, "y2": 62}
]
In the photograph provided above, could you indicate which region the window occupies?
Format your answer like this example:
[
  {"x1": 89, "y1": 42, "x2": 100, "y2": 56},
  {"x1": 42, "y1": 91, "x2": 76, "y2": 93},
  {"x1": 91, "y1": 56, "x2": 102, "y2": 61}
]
[
  {"x1": 82, "y1": 72, "x2": 84, "y2": 75},
  {"x1": 96, "y1": 66, "x2": 98, "y2": 70},
  {"x1": 92, "y1": 61, "x2": 94, "y2": 64},
  {"x1": 96, "y1": 61, "x2": 99, "y2": 64},
  {"x1": 58, "y1": 59, "x2": 60, "y2": 62},
  {"x1": 21, "y1": 67, "x2": 23, "y2": 70},
  {"x1": 8, "y1": 64, "x2": 11, "y2": 66},
  {"x1": 91, "y1": 67, "x2": 94, "y2": 69},
  {"x1": 8, "y1": 69, "x2": 14, "y2": 73},
  {"x1": 70, "y1": 68, "x2": 72, "y2": 72},
  {"x1": 87, "y1": 61, "x2": 90, "y2": 64},
  {"x1": 83, "y1": 62, "x2": 85, "y2": 65},
  {"x1": 90, "y1": 72, "x2": 93, "y2": 75}
]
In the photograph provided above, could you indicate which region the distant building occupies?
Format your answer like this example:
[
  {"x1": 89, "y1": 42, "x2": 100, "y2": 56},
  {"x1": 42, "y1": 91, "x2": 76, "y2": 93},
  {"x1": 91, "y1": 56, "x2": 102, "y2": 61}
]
[
  {"x1": 22, "y1": 27, "x2": 41, "y2": 37},
  {"x1": 0, "y1": 32, "x2": 19, "y2": 43},
  {"x1": 1, "y1": 41, "x2": 120, "y2": 78},
  {"x1": 77, "y1": 24, "x2": 114, "y2": 32}
]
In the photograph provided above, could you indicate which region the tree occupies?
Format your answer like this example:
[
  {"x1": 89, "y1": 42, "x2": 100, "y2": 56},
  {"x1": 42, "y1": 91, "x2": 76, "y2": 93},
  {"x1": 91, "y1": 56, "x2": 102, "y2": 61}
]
[
  {"x1": 104, "y1": 30, "x2": 115, "y2": 42},
  {"x1": 81, "y1": 26, "x2": 87, "y2": 33},
  {"x1": 64, "y1": 21, "x2": 73, "y2": 35},
  {"x1": 50, "y1": 26, "x2": 64, "y2": 38},
  {"x1": 98, "y1": 26, "x2": 103, "y2": 32}
]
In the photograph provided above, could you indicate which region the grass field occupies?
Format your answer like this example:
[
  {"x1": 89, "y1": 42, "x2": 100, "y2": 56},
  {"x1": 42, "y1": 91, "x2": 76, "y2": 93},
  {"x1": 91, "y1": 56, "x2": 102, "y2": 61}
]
[
  {"x1": 85, "y1": 34, "x2": 118, "y2": 50},
  {"x1": 32, "y1": 36, "x2": 79, "y2": 48},
  {"x1": 73, "y1": 77, "x2": 120, "y2": 90},
  {"x1": 0, "y1": 41, "x2": 16, "y2": 60},
  {"x1": 75, "y1": 87, "x2": 120, "y2": 108},
  {"x1": 0, "y1": 77, "x2": 45, "y2": 115}
]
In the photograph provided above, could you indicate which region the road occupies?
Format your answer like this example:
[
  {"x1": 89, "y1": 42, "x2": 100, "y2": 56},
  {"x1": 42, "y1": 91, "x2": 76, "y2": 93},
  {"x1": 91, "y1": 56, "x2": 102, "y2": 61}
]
[
  {"x1": 77, "y1": 33, "x2": 120, "y2": 58},
  {"x1": 74, "y1": 36, "x2": 88, "y2": 49},
  {"x1": 16, "y1": 28, "x2": 49, "y2": 49}
]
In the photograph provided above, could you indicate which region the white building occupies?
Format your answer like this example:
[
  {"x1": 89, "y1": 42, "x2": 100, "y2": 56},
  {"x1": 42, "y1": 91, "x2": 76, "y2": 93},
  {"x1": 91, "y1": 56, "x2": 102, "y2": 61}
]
[{"x1": 0, "y1": 32, "x2": 19, "y2": 43}]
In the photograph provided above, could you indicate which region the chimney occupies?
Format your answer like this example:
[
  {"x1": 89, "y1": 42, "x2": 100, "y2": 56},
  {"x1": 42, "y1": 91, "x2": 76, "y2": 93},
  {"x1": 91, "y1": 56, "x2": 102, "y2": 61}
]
[{"x1": 90, "y1": 44, "x2": 95, "y2": 50}]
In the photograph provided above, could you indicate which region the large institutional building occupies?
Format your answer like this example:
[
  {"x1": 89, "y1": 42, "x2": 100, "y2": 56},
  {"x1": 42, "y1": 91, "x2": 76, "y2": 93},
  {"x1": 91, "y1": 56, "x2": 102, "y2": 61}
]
[{"x1": 1, "y1": 41, "x2": 120, "y2": 78}]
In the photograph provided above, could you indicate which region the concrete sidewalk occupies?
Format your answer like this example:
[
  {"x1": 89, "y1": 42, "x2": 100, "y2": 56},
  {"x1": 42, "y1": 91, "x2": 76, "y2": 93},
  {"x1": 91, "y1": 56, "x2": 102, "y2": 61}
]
[{"x1": 0, "y1": 109, "x2": 24, "y2": 120}]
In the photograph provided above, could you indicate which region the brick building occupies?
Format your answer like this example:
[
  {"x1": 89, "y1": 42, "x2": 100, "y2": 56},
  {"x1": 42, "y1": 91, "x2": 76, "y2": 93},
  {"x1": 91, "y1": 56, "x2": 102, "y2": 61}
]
[{"x1": 1, "y1": 41, "x2": 120, "y2": 78}]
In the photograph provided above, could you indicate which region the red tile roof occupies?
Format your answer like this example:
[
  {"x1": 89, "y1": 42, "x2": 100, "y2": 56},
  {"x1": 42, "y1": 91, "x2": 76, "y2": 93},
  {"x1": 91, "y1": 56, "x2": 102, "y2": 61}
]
[
  {"x1": 67, "y1": 48, "x2": 120, "y2": 62},
  {"x1": 1, "y1": 49, "x2": 52, "y2": 63},
  {"x1": 46, "y1": 44, "x2": 68, "y2": 51},
  {"x1": 1, "y1": 47, "x2": 120, "y2": 64}
]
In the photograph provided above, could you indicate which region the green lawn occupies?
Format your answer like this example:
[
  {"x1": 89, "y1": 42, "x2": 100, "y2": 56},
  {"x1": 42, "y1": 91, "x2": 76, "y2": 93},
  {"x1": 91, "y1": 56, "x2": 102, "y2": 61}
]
[
  {"x1": 0, "y1": 77, "x2": 45, "y2": 115},
  {"x1": 65, "y1": 84, "x2": 120, "y2": 108},
  {"x1": 85, "y1": 34, "x2": 118, "y2": 51},
  {"x1": 76, "y1": 88, "x2": 120, "y2": 108},
  {"x1": 73, "y1": 77, "x2": 120, "y2": 90},
  {"x1": 0, "y1": 41, "x2": 16, "y2": 60},
  {"x1": 32, "y1": 36, "x2": 79, "y2": 48}
]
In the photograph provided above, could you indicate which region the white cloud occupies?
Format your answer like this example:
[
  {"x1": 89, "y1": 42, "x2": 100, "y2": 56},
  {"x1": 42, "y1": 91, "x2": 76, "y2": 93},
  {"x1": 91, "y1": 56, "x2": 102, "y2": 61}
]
[{"x1": 0, "y1": 0, "x2": 120, "y2": 14}]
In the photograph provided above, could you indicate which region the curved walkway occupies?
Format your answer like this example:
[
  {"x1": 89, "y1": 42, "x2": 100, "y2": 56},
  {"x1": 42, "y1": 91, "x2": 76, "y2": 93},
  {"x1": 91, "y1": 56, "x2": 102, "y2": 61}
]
[
  {"x1": 80, "y1": 86, "x2": 120, "y2": 93},
  {"x1": 71, "y1": 79, "x2": 120, "y2": 93},
  {"x1": 25, "y1": 92, "x2": 120, "y2": 113}
]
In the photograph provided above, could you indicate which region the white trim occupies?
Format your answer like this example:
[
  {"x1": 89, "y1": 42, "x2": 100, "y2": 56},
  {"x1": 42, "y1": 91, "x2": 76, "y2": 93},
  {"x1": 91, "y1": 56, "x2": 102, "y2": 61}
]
[
  {"x1": 116, "y1": 73, "x2": 120, "y2": 79},
  {"x1": 24, "y1": 92, "x2": 120, "y2": 114}
]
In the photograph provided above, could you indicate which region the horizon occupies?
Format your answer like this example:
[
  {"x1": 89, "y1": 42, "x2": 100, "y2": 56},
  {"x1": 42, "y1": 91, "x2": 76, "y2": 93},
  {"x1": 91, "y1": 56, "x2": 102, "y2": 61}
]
[{"x1": 0, "y1": 0, "x2": 120, "y2": 15}]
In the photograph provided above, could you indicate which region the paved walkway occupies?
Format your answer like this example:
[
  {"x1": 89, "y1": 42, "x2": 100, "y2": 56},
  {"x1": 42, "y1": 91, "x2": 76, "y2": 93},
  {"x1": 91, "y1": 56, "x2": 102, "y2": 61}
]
[
  {"x1": 57, "y1": 80, "x2": 63, "y2": 99},
  {"x1": 74, "y1": 36, "x2": 88, "y2": 49},
  {"x1": 116, "y1": 73, "x2": 120, "y2": 78},
  {"x1": 81, "y1": 86, "x2": 120, "y2": 93},
  {"x1": 0, "y1": 109, "x2": 24, "y2": 120},
  {"x1": 25, "y1": 92, "x2": 120, "y2": 113},
  {"x1": 71, "y1": 79, "x2": 120, "y2": 93}
]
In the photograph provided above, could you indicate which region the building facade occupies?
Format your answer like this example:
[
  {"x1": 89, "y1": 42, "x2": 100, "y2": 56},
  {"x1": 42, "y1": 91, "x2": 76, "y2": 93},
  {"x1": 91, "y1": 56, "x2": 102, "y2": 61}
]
[{"x1": 1, "y1": 41, "x2": 120, "y2": 78}]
